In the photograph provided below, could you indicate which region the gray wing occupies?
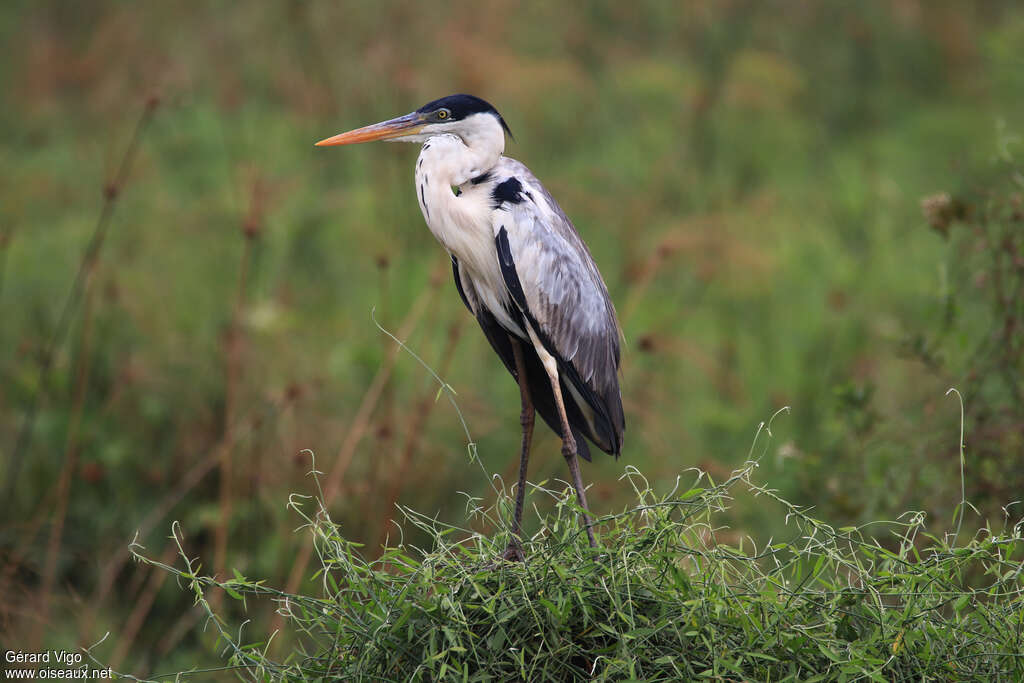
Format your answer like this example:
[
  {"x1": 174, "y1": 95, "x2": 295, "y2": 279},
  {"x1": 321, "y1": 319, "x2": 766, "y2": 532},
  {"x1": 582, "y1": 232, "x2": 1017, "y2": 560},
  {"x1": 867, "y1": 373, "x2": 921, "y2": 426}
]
[
  {"x1": 490, "y1": 161, "x2": 624, "y2": 454},
  {"x1": 453, "y1": 253, "x2": 597, "y2": 462}
]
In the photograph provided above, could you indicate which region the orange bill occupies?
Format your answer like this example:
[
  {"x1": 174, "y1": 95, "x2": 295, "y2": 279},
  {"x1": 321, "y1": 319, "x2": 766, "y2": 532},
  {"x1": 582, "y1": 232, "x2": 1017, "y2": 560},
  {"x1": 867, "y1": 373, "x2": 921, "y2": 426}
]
[{"x1": 315, "y1": 112, "x2": 424, "y2": 147}]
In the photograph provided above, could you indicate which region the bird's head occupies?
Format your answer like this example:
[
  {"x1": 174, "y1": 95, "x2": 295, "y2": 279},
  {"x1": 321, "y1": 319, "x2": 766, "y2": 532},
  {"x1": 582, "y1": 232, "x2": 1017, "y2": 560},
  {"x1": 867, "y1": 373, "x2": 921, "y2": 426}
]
[{"x1": 315, "y1": 94, "x2": 512, "y2": 149}]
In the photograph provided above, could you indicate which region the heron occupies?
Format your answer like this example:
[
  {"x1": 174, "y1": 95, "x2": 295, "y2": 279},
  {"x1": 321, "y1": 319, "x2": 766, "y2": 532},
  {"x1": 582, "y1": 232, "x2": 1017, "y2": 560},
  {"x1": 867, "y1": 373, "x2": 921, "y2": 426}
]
[{"x1": 316, "y1": 94, "x2": 624, "y2": 558}]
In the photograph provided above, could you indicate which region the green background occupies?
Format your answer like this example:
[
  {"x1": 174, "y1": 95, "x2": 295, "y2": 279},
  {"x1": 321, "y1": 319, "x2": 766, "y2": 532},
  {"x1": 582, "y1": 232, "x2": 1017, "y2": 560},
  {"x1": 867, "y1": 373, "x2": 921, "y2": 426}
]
[{"x1": 1, "y1": 1, "x2": 1022, "y2": 676}]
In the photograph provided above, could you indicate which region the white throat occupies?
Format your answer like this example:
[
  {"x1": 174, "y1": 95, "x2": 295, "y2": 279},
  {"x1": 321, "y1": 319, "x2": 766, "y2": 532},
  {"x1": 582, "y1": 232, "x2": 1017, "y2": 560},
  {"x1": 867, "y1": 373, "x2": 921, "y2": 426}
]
[
  {"x1": 412, "y1": 113, "x2": 514, "y2": 329},
  {"x1": 416, "y1": 112, "x2": 505, "y2": 185}
]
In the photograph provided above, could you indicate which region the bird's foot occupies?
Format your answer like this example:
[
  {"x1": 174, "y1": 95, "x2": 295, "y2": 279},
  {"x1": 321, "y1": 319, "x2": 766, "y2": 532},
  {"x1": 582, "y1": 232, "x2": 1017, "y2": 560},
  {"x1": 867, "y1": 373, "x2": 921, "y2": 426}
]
[
  {"x1": 480, "y1": 540, "x2": 525, "y2": 571},
  {"x1": 500, "y1": 539, "x2": 525, "y2": 563}
]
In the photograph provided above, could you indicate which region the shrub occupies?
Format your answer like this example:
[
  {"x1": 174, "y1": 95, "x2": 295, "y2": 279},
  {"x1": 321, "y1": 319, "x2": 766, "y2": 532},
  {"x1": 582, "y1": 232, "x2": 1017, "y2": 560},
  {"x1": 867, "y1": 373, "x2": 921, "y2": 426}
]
[{"x1": 119, "y1": 445, "x2": 1024, "y2": 682}]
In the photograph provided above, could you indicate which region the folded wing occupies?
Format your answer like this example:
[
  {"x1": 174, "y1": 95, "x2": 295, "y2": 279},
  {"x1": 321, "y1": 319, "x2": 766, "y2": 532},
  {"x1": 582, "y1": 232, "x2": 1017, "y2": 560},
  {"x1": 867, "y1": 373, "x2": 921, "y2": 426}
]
[{"x1": 489, "y1": 166, "x2": 624, "y2": 456}]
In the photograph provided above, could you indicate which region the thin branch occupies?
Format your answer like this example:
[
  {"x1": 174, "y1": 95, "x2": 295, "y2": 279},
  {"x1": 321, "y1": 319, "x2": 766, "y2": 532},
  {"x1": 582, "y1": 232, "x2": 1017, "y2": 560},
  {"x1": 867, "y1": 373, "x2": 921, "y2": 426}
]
[{"x1": 3, "y1": 96, "x2": 160, "y2": 501}]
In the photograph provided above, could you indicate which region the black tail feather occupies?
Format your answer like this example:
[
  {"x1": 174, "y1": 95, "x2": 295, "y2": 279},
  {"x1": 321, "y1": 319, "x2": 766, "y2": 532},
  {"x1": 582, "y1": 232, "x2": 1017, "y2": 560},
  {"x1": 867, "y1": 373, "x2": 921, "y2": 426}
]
[
  {"x1": 453, "y1": 258, "x2": 614, "y2": 460},
  {"x1": 472, "y1": 308, "x2": 607, "y2": 460}
]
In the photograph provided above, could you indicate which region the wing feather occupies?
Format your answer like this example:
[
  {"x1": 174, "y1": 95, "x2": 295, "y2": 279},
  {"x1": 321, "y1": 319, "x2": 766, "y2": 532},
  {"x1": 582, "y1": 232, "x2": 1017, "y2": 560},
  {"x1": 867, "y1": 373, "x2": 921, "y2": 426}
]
[
  {"x1": 490, "y1": 162, "x2": 624, "y2": 455},
  {"x1": 454, "y1": 254, "x2": 596, "y2": 461}
]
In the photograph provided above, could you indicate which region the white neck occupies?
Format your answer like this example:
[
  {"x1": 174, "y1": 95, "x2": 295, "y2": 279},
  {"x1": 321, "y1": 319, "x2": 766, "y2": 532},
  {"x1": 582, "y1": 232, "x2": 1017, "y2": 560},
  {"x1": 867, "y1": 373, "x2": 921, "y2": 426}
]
[
  {"x1": 416, "y1": 112, "x2": 505, "y2": 185},
  {"x1": 457, "y1": 112, "x2": 505, "y2": 172},
  {"x1": 411, "y1": 112, "x2": 516, "y2": 330}
]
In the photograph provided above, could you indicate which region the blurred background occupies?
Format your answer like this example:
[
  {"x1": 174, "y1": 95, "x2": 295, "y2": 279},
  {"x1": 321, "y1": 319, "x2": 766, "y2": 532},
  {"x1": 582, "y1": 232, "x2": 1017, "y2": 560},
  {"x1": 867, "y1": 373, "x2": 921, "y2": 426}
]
[{"x1": 2, "y1": 0, "x2": 1022, "y2": 676}]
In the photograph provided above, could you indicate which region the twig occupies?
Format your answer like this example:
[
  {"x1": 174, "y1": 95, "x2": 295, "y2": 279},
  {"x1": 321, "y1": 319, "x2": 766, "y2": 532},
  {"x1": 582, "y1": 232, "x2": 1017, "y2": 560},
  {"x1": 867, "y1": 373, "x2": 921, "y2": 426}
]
[
  {"x1": 80, "y1": 385, "x2": 300, "y2": 643},
  {"x1": 947, "y1": 387, "x2": 969, "y2": 545},
  {"x1": 369, "y1": 253, "x2": 395, "y2": 520},
  {"x1": 375, "y1": 318, "x2": 464, "y2": 550},
  {"x1": 156, "y1": 605, "x2": 204, "y2": 662},
  {"x1": 3, "y1": 95, "x2": 159, "y2": 501},
  {"x1": 33, "y1": 274, "x2": 99, "y2": 648},
  {"x1": 211, "y1": 176, "x2": 263, "y2": 610},
  {"x1": 109, "y1": 540, "x2": 178, "y2": 670},
  {"x1": 271, "y1": 259, "x2": 445, "y2": 639},
  {"x1": 0, "y1": 226, "x2": 11, "y2": 302}
]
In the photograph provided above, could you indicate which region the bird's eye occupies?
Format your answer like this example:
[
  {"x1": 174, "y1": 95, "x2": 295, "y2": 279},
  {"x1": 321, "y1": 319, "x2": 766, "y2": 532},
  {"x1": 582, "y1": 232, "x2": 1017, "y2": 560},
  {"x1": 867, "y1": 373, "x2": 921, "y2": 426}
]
[{"x1": 437, "y1": 109, "x2": 450, "y2": 120}]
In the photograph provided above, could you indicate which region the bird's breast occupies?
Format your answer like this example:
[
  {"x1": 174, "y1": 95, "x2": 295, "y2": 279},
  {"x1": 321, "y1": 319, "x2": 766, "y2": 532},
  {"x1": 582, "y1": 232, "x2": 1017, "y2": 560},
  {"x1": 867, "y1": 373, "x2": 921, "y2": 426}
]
[{"x1": 415, "y1": 165, "x2": 521, "y2": 335}]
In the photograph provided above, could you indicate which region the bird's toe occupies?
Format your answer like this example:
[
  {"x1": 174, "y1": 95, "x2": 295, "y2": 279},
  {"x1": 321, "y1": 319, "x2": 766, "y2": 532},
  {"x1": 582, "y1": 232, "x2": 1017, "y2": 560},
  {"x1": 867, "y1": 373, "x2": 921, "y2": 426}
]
[{"x1": 500, "y1": 541, "x2": 526, "y2": 563}]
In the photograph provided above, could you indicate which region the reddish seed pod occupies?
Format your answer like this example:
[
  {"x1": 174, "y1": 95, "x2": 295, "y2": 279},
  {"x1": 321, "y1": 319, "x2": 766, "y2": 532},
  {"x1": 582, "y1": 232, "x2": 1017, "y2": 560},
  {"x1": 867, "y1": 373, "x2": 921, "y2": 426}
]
[{"x1": 242, "y1": 219, "x2": 261, "y2": 240}]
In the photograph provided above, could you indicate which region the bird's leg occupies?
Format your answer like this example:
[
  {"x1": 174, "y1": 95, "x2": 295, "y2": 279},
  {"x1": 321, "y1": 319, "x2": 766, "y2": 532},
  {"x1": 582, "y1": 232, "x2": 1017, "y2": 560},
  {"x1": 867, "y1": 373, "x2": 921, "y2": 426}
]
[
  {"x1": 538, "y1": 351, "x2": 597, "y2": 549},
  {"x1": 502, "y1": 338, "x2": 534, "y2": 562}
]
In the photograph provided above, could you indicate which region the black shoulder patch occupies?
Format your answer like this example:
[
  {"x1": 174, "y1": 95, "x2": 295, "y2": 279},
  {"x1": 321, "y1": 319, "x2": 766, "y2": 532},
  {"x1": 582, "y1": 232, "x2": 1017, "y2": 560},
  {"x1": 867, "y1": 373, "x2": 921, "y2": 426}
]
[
  {"x1": 469, "y1": 171, "x2": 492, "y2": 185},
  {"x1": 491, "y1": 177, "x2": 523, "y2": 208},
  {"x1": 493, "y1": 226, "x2": 621, "y2": 458}
]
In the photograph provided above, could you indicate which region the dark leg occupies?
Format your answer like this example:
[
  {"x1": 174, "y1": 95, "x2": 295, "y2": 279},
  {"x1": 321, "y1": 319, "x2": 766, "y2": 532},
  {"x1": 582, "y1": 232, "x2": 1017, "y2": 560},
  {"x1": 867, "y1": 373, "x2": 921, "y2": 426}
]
[
  {"x1": 502, "y1": 338, "x2": 534, "y2": 562},
  {"x1": 538, "y1": 352, "x2": 597, "y2": 548}
]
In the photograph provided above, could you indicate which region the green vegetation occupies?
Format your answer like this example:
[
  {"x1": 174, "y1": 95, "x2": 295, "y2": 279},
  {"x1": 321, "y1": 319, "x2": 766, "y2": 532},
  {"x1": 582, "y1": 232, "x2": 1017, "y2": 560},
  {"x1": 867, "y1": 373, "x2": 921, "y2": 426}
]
[
  {"x1": 126, "y1": 457, "x2": 1024, "y2": 681},
  {"x1": 2, "y1": 1, "x2": 1023, "y2": 677}
]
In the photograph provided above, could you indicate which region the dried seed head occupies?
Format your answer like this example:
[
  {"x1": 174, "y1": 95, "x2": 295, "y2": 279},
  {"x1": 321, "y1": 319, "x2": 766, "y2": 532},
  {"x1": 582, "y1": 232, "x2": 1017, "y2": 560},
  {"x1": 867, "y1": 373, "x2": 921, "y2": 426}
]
[
  {"x1": 243, "y1": 219, "x2": 261, "y2": 240},
  {"x1": 921, "y1": 192, "x2": 966, "y2": 237}
]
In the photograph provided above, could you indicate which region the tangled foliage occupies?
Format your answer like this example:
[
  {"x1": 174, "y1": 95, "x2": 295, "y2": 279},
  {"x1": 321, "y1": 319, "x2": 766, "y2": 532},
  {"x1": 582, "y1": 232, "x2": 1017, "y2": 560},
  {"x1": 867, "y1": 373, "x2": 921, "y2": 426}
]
[
  {"x1": 917, "y1": 159, "x2": 1024, "y2": 513},
  {"x1": 796, "y1": 150, "x2": 1024, "y2": 529},
  {"x1": 120, "y1": 450, "x2": 1024, "y2": 682}
]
